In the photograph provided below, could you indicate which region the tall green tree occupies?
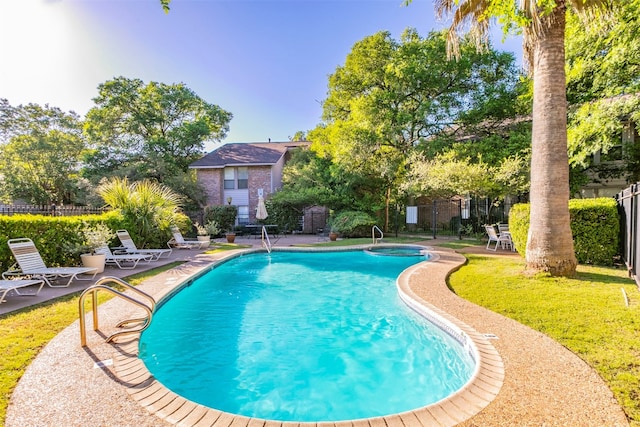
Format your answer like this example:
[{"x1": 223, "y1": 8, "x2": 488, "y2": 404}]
[
  {"x1": 83, "y1": 77, "x2": 232, "y2": 186},
  {"x1": 0, "y1": 102, "x2": 86, "y2": 204},
  {"x1": 422, "y1": 0, "x2": 612, "y2": 276},
  {"x1": 312, "y1": 29, "x2": 521, "y2": 230},
  {"x1": 565, "y1": 2, "x2": 640, "y2": 185}
]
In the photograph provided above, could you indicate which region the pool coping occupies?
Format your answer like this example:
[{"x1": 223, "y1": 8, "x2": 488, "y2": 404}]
[{"x1": 111, "y1": 245, "x2": 504, "y2": 427}]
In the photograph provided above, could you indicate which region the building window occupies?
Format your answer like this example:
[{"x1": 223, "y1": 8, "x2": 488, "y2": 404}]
[
  {"x1": 224, "y1": 167, "x2": 249, "y2": 189},
  {"x1": 238, "y1": 206, "x2": 249, "y2": 224},
  {"x1": 224, "y1": 168, "x2": 235, "y2": 189},
  {"x1": 237, "y1": 167, "x2": 248, "y2": 189}
]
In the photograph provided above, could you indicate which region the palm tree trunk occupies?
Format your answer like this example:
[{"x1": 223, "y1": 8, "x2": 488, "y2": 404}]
[{"x1": 525, "y1": 2, "x2": 577, "y2": 276}]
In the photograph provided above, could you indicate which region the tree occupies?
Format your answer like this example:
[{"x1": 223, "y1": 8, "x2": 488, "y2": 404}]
[
  {"x1": 83, "y1": 77, "x2": 232, "y2": 191},
  {"x1": 311, "y1": 29, "x2": 521, "y2": 230},
  {"x1": 0, "y1": 102, "x2": 86, "y2": 204},
  {"x1": 421, "y1": 0, "x2": 612, "y2": 276},
  {"x1": 565, "y1": 2, "x2": 640, "y2": 187}
]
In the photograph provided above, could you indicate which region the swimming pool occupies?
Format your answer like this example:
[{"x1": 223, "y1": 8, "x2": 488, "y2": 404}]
[
  {"x1": 364, "y1": 244, "x2": 430, "y2": 257},
  {"x1": 139, "y1": 248, "x2": 477, "y2": 422}
]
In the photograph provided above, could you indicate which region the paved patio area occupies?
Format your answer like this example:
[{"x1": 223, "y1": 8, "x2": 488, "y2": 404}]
[{"x1": 3, "y1": 236, "x2": 630, "y2": 426}]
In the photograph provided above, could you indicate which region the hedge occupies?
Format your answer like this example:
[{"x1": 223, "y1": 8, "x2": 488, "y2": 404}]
[
  {"x1": 508, "y1": 198, "x2": 619, "y2": 266},
  {"x1": 0, "y1": 211, "x2": 126, "y2": 273}
]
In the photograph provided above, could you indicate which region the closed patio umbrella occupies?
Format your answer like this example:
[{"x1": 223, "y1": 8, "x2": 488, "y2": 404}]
[{"x1": 256, "y1": 195, "x2": 268, "y2": 220}]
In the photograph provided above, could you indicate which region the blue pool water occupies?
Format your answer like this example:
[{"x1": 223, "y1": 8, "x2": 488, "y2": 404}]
[
  {"x1": 365, "y1": 245, "x2": 430, "y2": 257},
  {"x1": 139, "y1": 249, "x2": 475, "y2": 422}
]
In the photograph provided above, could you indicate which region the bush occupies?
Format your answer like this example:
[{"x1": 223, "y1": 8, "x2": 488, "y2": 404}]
[
  {"x1": 508, "y1": 198, "x2": 619, "y2": 266},
  {"x1": 97, "y1": 177, "x2": 188, "y2": 248},
  {"x1": 0, "y1": 211, "x2": 125, "y2": 272},
  {"x1": 328, "y1": 211, "x2": 377, "y2": 237},
  {"x1": 204, "y1": 205, "x2": 238, "y2": 234}
]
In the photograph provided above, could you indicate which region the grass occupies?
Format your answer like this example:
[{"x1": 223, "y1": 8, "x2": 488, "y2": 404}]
[
  {"x1": 0, "y1": 262, "x2": 181, "y2": 425},
  {"x1": 447, "y1": 252, "x2": 640, "y2": 426}
]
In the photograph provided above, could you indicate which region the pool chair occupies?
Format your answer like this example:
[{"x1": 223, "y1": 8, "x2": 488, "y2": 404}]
[
  {"x1": 3, "y1": 238, "x2": 98, "y2": 287},
  {"x1": 0, "y1": 278, "x2": 45, "y2": 303},
  {"x1": 115, "y1": 230, "x2": 172, "y2": 261},
  {"x1": 484, "y1": 224, "x2": 513, "y2": 251},
  {"x1": 94, "y1": 245, "x2": 153, "y2": 269},
  {"x1": 167, "y1": 226, "x2": 209, "y2": 249}
]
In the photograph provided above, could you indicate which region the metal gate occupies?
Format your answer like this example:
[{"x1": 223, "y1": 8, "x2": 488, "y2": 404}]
[{"x1": 616, "y1": 184, "x2": 640, "y2": 287}]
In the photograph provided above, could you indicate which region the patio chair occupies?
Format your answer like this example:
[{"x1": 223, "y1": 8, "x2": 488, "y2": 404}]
[
  {"x1": 484, "y1": 225, "x2": 513, "y2": 251},
  {"x1": 0, "y1": 278, "x2": 45, "y2": 303},
  {"x1": 497, "y1": 223, "x2": 510, "y2": 234},
  {"x1": 115, "y1": 230, "x2": 172, "y2": 260},
  {"x1": 94, "y1": 245, "x2": 153, "y2": 269},
  {"x1": 3, "y1": 238, "x2": 98, "y2": 287},
  {"x1": 167, "y1": 226, "x2": 209, "y2": 249}
]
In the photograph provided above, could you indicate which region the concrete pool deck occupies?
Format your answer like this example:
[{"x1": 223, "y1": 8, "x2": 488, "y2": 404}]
[{"x1": 5, "y1": 237, "x2": 630, "y2": 426}]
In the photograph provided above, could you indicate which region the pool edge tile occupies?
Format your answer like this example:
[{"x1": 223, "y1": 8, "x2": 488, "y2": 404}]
[{"x1": 112, "y1": 245, "x2": 504, "y2": 427}]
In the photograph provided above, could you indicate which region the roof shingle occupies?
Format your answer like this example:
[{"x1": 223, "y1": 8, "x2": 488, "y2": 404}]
[{"x1": 190, "y1": 142, "x2": 309, "y2": 168}]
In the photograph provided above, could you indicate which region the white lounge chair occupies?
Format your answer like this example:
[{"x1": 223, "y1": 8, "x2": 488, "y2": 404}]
[
  {"x1": 115, "y1": 230, "x2": 172, "y2": 260},
  {"x1": 167, "y1": 226, "x2": 209, "y2": 249},
  {"x1": 3, "y1": 238, "x2": 98, "y2": 287},
  {"x1": 484, "y1": 225, "x2": 513, "y2": 251},
  {"x1": 94, "y1": 245, "x2": 153, "y2": 269},
  {"x1": 0, "y1": 279, "x2": 45, "y2": 303}
]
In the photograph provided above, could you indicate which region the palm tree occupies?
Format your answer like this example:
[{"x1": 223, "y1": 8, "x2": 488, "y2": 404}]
[
  {"x1": 428, "y1": 0, "x2": 610, "y2": 276},
  {"x1": 98, "y1": 177, "x2": 185, "y2": 247}
]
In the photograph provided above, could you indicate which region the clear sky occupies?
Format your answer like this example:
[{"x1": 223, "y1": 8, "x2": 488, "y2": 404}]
[{"x1": 0, "y1": 0, "x2": 522, "y2": 150}]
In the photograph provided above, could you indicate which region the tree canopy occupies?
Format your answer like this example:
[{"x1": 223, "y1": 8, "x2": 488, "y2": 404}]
[
  {"x1": 566, "y1": 1, "x2": 640, "y2": 184},
  {"x1": 308, "y1": 29, "x2": 522, "y2": 228},
  {"x1": 0, "y1": 102, "x2": 86, "y2": 204},
  {"x1": 83, "y1": 77, "x2": 232, "y2": 184}
]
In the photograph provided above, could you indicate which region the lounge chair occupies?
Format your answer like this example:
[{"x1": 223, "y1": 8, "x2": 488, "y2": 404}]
[
  {"x1": 94, "y1": 245, "x2": 153, "y2": 269},
  {"x1": 115, "y1": 230, "x2": 172, "y2": 260},
  {"x1": 167, "y1": 226, "x2": 209, "y2": 249},
  {"x1": 0, "y1": 279, "x2": 45, "y2": 303},
  {"x1": 484, "y1": 225, "x2": 513, "y2": 251},
  {"x1": 3, "y1": 238, "x2": 98, "y2": 287}
]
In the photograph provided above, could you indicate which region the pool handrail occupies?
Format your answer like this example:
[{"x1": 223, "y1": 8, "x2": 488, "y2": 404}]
[
  {"x1": 261, "y1": 226, "x2": 272, "y2": 253},
  {"x1": 78, "y1": 276, "x2": 156, "y2": 346},
  {"x1": 372, "y1": 225, "x2": 384, "y2": 244}
]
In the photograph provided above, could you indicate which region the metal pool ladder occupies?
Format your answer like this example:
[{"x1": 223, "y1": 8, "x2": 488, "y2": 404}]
[
  {"x1": 372, "y1": 225, "x2": 384, "y2": 244},
  {"x1": 261, "y1": 225, "x2": 272, "y2": 253},
  {"x1": 78, "y1": 276, "x2": 156, "y2": 346}
]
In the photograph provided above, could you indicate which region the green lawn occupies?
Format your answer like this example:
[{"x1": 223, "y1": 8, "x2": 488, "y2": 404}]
[
  {"x1": 0, "y1": 244, "x2": 638, "y2": 426},
  {"x1": 447, "y1": 251, "x2": 640, "y2": 426}
]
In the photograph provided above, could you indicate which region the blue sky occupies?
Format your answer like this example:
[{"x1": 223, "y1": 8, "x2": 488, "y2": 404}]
[{"x1": 0, "y1": 0, "x2": 522, "y2": 150}]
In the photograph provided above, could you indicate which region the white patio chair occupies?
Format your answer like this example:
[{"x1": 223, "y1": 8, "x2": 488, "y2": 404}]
[
  {"x1": 115, "y1": 230, "x2": 172, "y2": 260},
  {"x1": 0, "y1": 279, "x2": 45, "y2": 303},
  {"x1": 94, "y1": 245, "x2": 153, "y2": 269},
  {"x1": 167, "y1": 226, "x2": 209, "y2": 249},
  {"x1": 4, "y1": 238, "x2": 98, "y2": 287},
  {"x1": 484, "y1": 225, "x2": 513, "y2": 251}
]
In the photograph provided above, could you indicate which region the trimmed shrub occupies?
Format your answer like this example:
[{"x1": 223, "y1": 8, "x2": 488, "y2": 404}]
[
  {"x1": 329, "y1": 211, "x2": 377, "y2": 237},
  {"x1": 204, "y1": 205, "x2": 238, "y2": 234},
  {"x1": 508, "y1": 198, "x2": 619, "y2": 266},
  {"x1": 569, "y1": 198, "x2": 619, "y2": 265},
  {"x1": 507, "y1": 204, "x2": 529, "y2": 257},
  {"x1": 0, "y1": 211, "x2": 126, "y2": 272}
]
